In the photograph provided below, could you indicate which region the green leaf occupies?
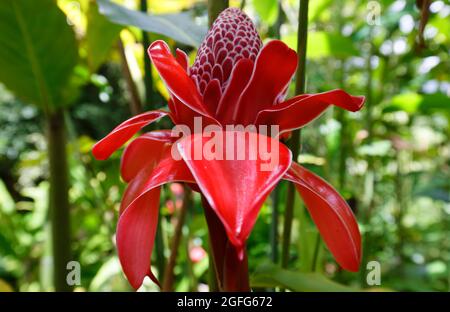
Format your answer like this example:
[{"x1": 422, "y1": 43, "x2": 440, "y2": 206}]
[
  {"x1": 97, "y1": 0, "x2": 206, "y2": 47},
  {"x1": 307, "y1": 32, "x2": 359, "y2": 59},
  {"x1": 253, "y1": 0, "x2": 279, "y2": 25},
  {"x1": 309, "y1": 0, "x2": 332, "y2": 22},
  {"x1": 86, "y1": 1, "x2": 122, "y2": 72},
  {"x1": 0, "y1": 0, "x2": 78, "y2": 110},
  {"x1": 251, "y1": 263, "x2": 358, "y2": 292},
  {"x1": 383, "y1": 92, "x2": 450, "y2": 115},
  {"x1": 283, "y1": 31, "x2": 359, "y2": 59}
]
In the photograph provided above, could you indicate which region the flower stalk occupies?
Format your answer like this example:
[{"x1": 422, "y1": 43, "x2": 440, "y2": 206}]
[
  {"x1": 118, "y1": 39, "x2": 142, "y2": 115},
  {"x1": 208, "y1": 0, "x2": 229, "y2": 27},
  {"x1": 269, "y1": 0, "x2": 285, "y2": 265},
  {"x1": 47, "y1": 109, "x2": 72, "y2": 291},
  {"x1": 202, "y1": 196, "x2": 250, "y2": 291},
  {"x1": 281, "y1": 0, "x2": 309, "y2": 269},
  {"x1": 162, "y1": 187, "x2": 192, "y2": 291},
  {"x1": 140, "y1": 0, "x2": 155, "y2": 106}
]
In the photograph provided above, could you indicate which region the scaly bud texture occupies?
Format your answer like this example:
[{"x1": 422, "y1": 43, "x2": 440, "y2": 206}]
[{"x1": 190, "y1": 8, "x2": 262, "y2": 95}]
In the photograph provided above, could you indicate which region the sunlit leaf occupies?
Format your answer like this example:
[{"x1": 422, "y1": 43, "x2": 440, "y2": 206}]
[
  {"x1": 308, "y1": 32, "x2": 359, "y2": 58},
  {"x1": 97, "y1": 0, "x2": 206, "y2": 47},
  {"x1": 253, "y1": 0, "x2": 279, "y2": 25},
  {"x1": 0, "y1": 0, "x2": 78, "y2": 110},
  {"x1": 251, "y1": 263, "x2": 357, "y2": 291},
  {"x1": 86, "y1": 1, "x2": 122, "y2": 71},
  {"x1": 309, "y1": 0, "x2": 332, "y2": 22},
  {"x1": 283, "y1": 31, "x2": 359, "y2": 59},
  {"x1": 430, "y1": 14, "x2": 450, "y2": 42},
  {"x1": 383, "y1": 92, "x2": 450, "y2": 115},
  {"x1": 89, "y1": 257, "x2": 132, "y2": 291}
]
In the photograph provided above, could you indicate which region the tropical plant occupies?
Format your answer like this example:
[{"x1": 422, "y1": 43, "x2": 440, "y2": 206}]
[{"x1": 92, "y1": 7, "x2": 364, "y2": 291}]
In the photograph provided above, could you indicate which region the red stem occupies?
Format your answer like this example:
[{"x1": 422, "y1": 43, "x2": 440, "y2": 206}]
[
  {"x1": 223, "y1": 242, "x2": 250, "y2": 291},
  {"x1": 202, "y1": 196, "x2": 250, "y2": 291}
]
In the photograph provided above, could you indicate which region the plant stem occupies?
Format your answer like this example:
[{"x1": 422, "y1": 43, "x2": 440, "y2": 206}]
[
  {"x1": 223, "y1": 242, "x2": 250, "y2": 291},
  {"x1": 360, "y1": 27, "x2": 376, "y2": 287},
  {"x1": 240, "y1": 0, "x2": 246, "y2": 10},
  {"x1": 118, "y1": 39, "x2": 142, "y2": 115},
  {"x1": 394, "y1": 150, "x2": 408, "y2": 268},
  {"x1": 208, "y1": 0, "x2": 229, "y2": 27},
  {"x1": 47, "y1": 109, "x2": 72, "y2": 291},
  {"x1": 162, "y1": 187, "x2": 192, "y2": 291},
  {"x1": 336, "y1": 58, "x2": 349, "y2": 190},
  {"x1": 155, "y1": 210, "x2": 166, "y2": 282},
  {"x1": 202, "y1": 196, "x2": 250, "y2": 291},
  {"x1": 207, "y1": 236, "x2": 220, "y2": 291},
  {"x1": 281, "y1": 0, "x2": 309, "y2": 269},
  {"x1": 335, "y1": 0, "x2": 348, "y2": 191},
  {"x1": 310, "y1": 233, "x2": 321, "y2": 272},
  {"x1": 140, "y1": 0, "x2": 155, "y2": 107},
  {"x1": 270, "y1": 186, "x2": 280, "y2": 263},
  {"x1": 269, "y1": 0, "x2": 284, "y2": 266},
  {"x1": 202, "y1": 196, "x2": 227, "y2": 290}
]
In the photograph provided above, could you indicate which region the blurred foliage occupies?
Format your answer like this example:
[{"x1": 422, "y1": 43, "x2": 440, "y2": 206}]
[
  {"x1": 0, "y1": 0, "x2": 449, "y2": 292},
  {"x1": 0, "y1": 0, "x2": 78, "y2": 111}
]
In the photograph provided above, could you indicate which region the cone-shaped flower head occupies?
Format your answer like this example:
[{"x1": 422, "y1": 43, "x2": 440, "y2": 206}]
[{"x1": 190, "y1": 8, "x2": 262, "y2": 95}]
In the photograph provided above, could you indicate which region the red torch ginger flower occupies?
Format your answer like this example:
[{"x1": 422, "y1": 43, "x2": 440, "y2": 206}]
[{"x1": 92, "y1": 8, "x2": 364, "y2": 290}]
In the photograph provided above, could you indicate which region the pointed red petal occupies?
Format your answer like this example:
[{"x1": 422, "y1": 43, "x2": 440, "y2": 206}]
[
  {"x1": 175, "y1": 48, "x2": 189, "y2": 72},
  {"x1": 203, "y1": 79, "x2": 222, "y2": 116},
  {"x1": 284, "y1": 162, "x2": 361, "y2": 272},
  {"x1": 216, "y1": 58, "x2": 254, "y2": 124},
  {"x1": 92, "y1": 110, "x2": 168, "y2": 160},
  {"x1": 233, "y1": 40, "x2": 298, "y2": 125},
  {"x1": 201, "y1": 196, "x2": 227, "y2": 288},
  {"x1": 177, "y1": 131, "x2": 292, "y2": 250},
  {"x1": 116, "y1": 186, "x2": 161, "y2": 289},
  {"x1": 256, "y1": 89, "x2": 365, "y2": 135},
  {"x1": 148, "y1": 40, "x2": 217, "y2": 123},
  {"x1": 120, "y1": 130, "x2": 176, "y2": 183},
  {"x1": 117, "y1": 150, "x2": 195, "y2": 289}
]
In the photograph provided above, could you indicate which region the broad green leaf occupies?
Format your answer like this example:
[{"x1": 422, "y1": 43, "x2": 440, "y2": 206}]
[
  {"x1": 384, "y1": 93, "x2": 422, "y2": 114},
  {"x1": 97, "y1": 0, "x2": 206, "y2": 47},
  {"x1": 296, "y1": 193, "x2": 322, "y2": 272},
  {"x1": 0, "y1": 0, "x2": 78, "y2": 110},
  {"x1": 253, "y1": 0, "x2": 279, "y2": 25},
  {"x1": 89, "y1": 257, "x2": 131, "y2": 291},
  {"x1": 309, "y1": 0, "x2": 332, "y2": 22},
  {"x1": 283, "y1": 31, "x2": 359, "y2": 59},
  {"x1": 86, "y1": 1, "x2": 122, "y2": 72},
  {"x1": 251, "y1": 263, "x2": 357, "y2": 292},
  {"x1": 307, "y1": 32, "x2": 359, "y2": 59},
  {"x1": 383, "y1": 92, "x2": 450, "y2": 115},
  {"x1": 430, "y1": 14, "x2": 450, "y2": 42}
]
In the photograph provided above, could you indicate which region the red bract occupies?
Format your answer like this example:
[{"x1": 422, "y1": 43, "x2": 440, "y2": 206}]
[{"x1": 92, "y1": 8, "x2": 364, "y2": 290}]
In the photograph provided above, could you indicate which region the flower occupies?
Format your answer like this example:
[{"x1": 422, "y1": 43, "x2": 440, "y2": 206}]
[{"x1": 92, "y1": 8, "x2": 364, "y2": 290}]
